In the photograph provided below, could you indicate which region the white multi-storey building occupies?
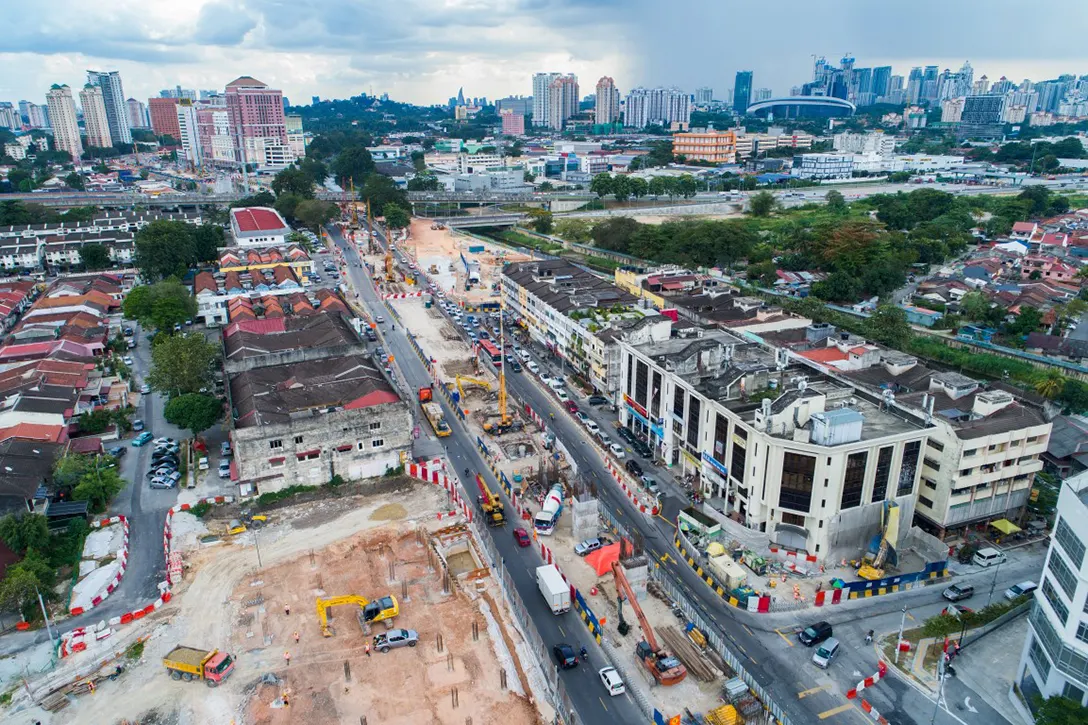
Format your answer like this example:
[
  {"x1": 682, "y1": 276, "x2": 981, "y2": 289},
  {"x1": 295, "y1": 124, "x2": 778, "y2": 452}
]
[
  {"x1": 594, "y1": 77, "x2": 620, "y2": 125},
  {"x1": 941, "y1": 97, "x2": 966, "y2": 123},
  {"x1": 832, "y1": 131, "x2": 895, "y2": 157},
  {"x1": 1017, "y1": 469, "x2": 1088, "y2": 709},
  {"x1": 176, "y1": 99, "x2": 202, "y2": 167},
  {"x1": 79, "y1": 85, "x2": 113, "y2": 149},
  {"x1": 126, "y1": 98, "x2": 149, "y2": 129},
  {"x1": 546, "y1": 75, "x2": 579, "y2": 131},
  {"x1": 623, "y1": 87, "x2": 691, "y2": 129},
  {"x1": 86, "y1": 70, "x2": 132, "y2": 145},
  {"x1": 46, "y1": 84, "x2": 83, "y2": 159},
  {"x1": 532, "y1": 72, "x2": 562, "y2": 127},
  {"x1": 791, "y1": 153, "x2": 855, "y2": 180}
]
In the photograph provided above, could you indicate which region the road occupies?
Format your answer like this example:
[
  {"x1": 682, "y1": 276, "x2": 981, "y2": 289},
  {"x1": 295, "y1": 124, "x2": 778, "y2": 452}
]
[
  {"x1": 328, "y1": 226, "x2": 645, "y2": 725},
  {"x1": 340, "y1": 225, "x2": 1046, "y2": 725}
]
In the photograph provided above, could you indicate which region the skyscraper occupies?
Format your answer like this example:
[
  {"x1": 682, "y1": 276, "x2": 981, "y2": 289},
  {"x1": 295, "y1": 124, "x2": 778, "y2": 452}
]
[
  {"x1": 871, "y1": 66, "x2": 892, "y2": 99},
  {"x1": 961, "y1": 95, "x2": 1005, "y2": 124},
  {"x1": 176, "y1": 98, "x2": 203, "y2": 167},
  {"x1": 545, "y1": 75, "x2": 579, "y2": 131},
  {"x1": 907, "y1": 67, "x2": 923, "y2": 104},
  {"x1": 733, "y1": 71, "x2": 753, "y2": 115},
  {"x1": 0, "y1": 103, "x2": 19, "y2": 129},
  {"x1": 46, "y1": 84, "x2": 83, "y2": 159},
  {"x1": 594, "y1": 77, "x2": 620, "y2": 124},
  {"x1": 225, "y1": 76, "x2": 290, "y2": 167},
  {"x1": 623, "y1": 88, "x2": 691, "y2": 129},
  {"x1": 79, "y1": 84, "x2": 113, "y2": 148},
  {"x1": 86, "y1": 70, "x2": 132, "y2": 145},
  {"x1": 126, "y1": 98, "x2": 149, "y2": 129},
  {"x1": 197, "y1": 107, "x2": 236, "y2": 164},
  {"x1": 311, "y1": 95, "x2": 321, "y2": 105},
  {"x1": 148, "y1": 97, "x2": 181, "y2": 139},
  {"x1": 532, "y1": 72, "x2": 562, "y2": 126},
  {"x1": 921, "y1": 66, "x2": 940, "y2": 102},
  {"x1": 694, "y1": 87, "x2": 713, "y2": 104}
]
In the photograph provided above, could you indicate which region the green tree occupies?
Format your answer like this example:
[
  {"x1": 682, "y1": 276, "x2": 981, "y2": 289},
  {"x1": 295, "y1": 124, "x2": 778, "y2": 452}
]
[
  {"x1": 65, "y1": 171, "x2": 85, "y2": 190},
  {"x1": 333, "y1": 146, "x2": 376, "y2": 187},
  {"x1": 271, "y1": 167, "x2": 315, "y2": 198},
  {"x1": 1036, "y1": 696, "x2": 1088, "y2": 725},
  {"x1": 121, "y1": 285, "x2": 153, "y2": 322},
  {"x1": 406, "y1": 174, "x2": 440, "y2": 191},
  {"x1": 0, "y1": 514, "x2": 49, "y2": 553},
  {"x1": 164, "y1": 393, "x2": 223, "y2": 436},
  {"x1": 865, "y1": 305, "x2": 913, "y2": 348},
  {"x1": 590, "y1": 173, "x2": 613, "y2": 199},
  {"x1": 611, "y1": 175, "x2": 632, "y2": 202},
  {"x1": 148, "y1": 333, "x2": 219, "y2": 396},
  {"x1": 410, "y1": 150, "x2": 426, "y2": 172},
  {"x1": 746, "y1": 260, "x2": 779, "y2": 287},
  {"x1": 591, "y1": 217, "x2": 641, "y2": 253},
  {"x1": 134, "y1": 220, "x2": 196, "y2": 281},
  {"x1": 0, "y1": 550, "x2": 53, "y2": 614},
  {"x1": 298, "y1": 157, "x2": 329, "y2": 187},
  {"x1": 648, "y1": 176, "x2": 668, "y2": 199},
  {"x1": 749, "y1": 191, "x2": 777, "y2": 217},
  {"x1": 53, "y1": 453, "x2": 93, "y2": 490},
  {"x1": 229, "y1": 190, "x2": 275, "y2": 208},
  {"x1": 72, "y1": 466, "x2": 126, "y2": 513},
  {"x1": 1006, "y1": 306, "x2": 1042, "y2": 336},
  {"x1": 1035, "y1": 370, "x2": 1066, "y2": 399},
  {"x1": 628, "y1": 176, "x2": 648, "y2": 199},
  {"x1": 527, "y1": 209, "x2": 554, "y2": 234},
  {"x1": 78, "y1": 408, "x2": 114, "y2": 434},
  {"x1": 294, "y1": 199, "x2": 339, "y2": 231},
  {"x1": 123, "y1": 279, "x2": 195, "y2": 330},
  {"x1": 825, "y1": 190, "x2": 847, "y2": 213},
  {"x1": 359, "y1": 173, "x2": 408, "y2": 211},
  {"x1": 80, "y1": 243, "x2": 110, "y2": 270},
  {"x1": 554, "y1": 219, "x2": 594, "y2": 243},
  {"x1": 675, "y1": 175, "x2": 698, "y2": 199},
  {"x1": 382, "y1": 203, "x2": 410, "y2": 230},
  {"x1": 190, "y1": 224, "x2": 223, "y2": 263},
  {"x1": 274, "y1": 192, "x2": 303, "y2": 223}
]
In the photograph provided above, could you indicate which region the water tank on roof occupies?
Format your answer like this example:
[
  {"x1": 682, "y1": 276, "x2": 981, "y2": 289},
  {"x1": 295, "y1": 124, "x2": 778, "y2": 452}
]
[{"x1": 810, "y1": 408, "x2": 864, "y2": 446}]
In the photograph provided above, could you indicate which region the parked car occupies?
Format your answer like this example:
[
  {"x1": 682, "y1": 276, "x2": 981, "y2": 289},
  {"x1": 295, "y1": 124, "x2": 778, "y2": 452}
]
[
  {"x1": 942, "y1": 583, "x2": 975, "y2": 602},
  {"x1": 574, "y1": 411, "x2": 588, "y2": 422},
  {"x1": 575, "y1": 538, "x2": 603, "y2": 556},
  {"x1": 154, "y1": 437, "x2": 176, "y2": 446},
  {"x1": 132, "y1": 432, "x2": 154, "y2": 446},
  {"x1": 598, "y1": 666, "x2": 625, "y2": 696},
  {"x1": 608, "y1": 443, "x2": 626, "y2": 458},
  {"x1": 198, "y1": 457, "x2": 209, "y2": 471},
  {"x1": 107, "y1": 446, "x2": 126, "y2": 458},
  {"x1": 526, "y1": 361, "x2": 540, "y2": 374},
  {"x1": 218, "y1": 460, "x2": 232, "y2": 479},
  {"x1": 798, "y1": 621, "x2": 833, "y2": 647},
  {"x1": 132, "y1": 419, "x2": 145, "y2": 431},
  {"x1": 565, "y1": 400, "x2": 579, "y2": 414},
  {"x1": 812, "y1": 638, "x2": 840, "y2": 668},
  {"x1": 941, "y1": 605, "x2": 975, "y2": 617},
  {"x1": 374, "y1": 628, "x2": 418, "y2": 653},
  {"x1": 556, "y1": 390, "x2": 570, "y2": 403},
  {"x1": 513, "y1": 528, "x2": 531, "y2": 547},
  {"x1": 640, "y1": 476, "x2": 660, "y2": 495},
  {"x1": 625, "y1": 460, "x2": 643, "y2": 477},
  {"x1": 149, "y1": 477, "x2": 175, "y2": 490},
  {"x1": 122, "y1": 355, "x2": 134, "y2": 366},
  {"x1": 510, "y1": 361, "x2": 523, "y2": 373},
  {"x1": 1005, "y1": 581, "x2": 1038, "y2": 601},
  {"x1": 632, "y1": 440, "x2": 652, "y2": 458},
  {"x1": 221, "y1": 442, "x2": 233, "y2": 457},
  {"x1": 617, "y1": 427, "x2": 636, "y2": 444},
  {"x1": 587, "y1": 395, "x2": 608, "y2": 406},
  {"x1": 552, "y1": 643, "x2": 578, "y2": 670},
  {"x1": 140, "y1": 383, "x2": 152, "y2": 394},
  {"x1": 584, "y1": 420, "x2": 600, "y2": 435}
]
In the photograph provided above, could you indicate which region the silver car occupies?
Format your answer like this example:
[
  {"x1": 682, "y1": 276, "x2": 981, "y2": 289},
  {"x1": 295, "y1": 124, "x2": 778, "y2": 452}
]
[
  {"x1": 575, "y1": 538, "x2": 603, "y2": 556},
  {"x1": 374, "y1": 628, "x2": 418, "y2": 653}
]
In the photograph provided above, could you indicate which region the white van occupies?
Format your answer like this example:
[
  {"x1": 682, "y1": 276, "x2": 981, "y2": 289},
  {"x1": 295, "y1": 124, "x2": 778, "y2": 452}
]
[
  {"x1": 519, "y1": 349, "x2": 531, "y2": 362},
  {"x1": 526, "y1": 361, "x2": 540, "y2": 374},
  {"x1": 584, "y1": 420, "x2": 600, "y2": 435},
  {"x1": 972, "y1": 548, "x2": 1007, "y2": 568},
  {"x1": 812, "y1": 638, "x2": 840, "y2": 669}
]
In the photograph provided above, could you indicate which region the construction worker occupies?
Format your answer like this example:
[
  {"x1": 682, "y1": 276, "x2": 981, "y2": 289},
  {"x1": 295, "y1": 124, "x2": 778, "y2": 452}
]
[
  {"x1": 293, "y1": 631, "x2": 300, "y2": 644},
  {"x1": 282, "y1": 691, "x2": 290, "y2": 707},
  {"x1": 364, "y1": 642, "x2": 372, "y2": 657},
  {"x1": 284, "y1": 651, "x2": 291, "y2": 667}
]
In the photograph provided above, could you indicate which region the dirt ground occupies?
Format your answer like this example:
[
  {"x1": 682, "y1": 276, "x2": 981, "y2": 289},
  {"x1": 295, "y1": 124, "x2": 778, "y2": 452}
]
[
  {"x1": 12, "y1": 482, "x2": 540, "y2": 725},
  {"x1": 627, "y1": 212, "x2": 745, "y2": 225},
  {"x1": 389, "y1": 296, "x2": 477, "y2": 381}
]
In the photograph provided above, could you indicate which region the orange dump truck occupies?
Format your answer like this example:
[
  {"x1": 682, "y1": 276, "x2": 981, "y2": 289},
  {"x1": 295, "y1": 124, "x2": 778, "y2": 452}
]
[{"x1": 163, "y1": 645, "x2": 235, "y2": 687}]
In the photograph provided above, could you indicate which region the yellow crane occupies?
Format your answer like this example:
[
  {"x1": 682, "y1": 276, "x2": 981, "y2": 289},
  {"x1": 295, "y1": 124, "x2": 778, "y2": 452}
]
[
  {"x1": 497, "y1": 305, "x2": 511, "y2": 426},
  {"x1": 475, "y1": 474, "x2": 505, "y2": 526},
  {"x1": 455, "y1": 375, "x2": 492, "y2": 400},
  {"x1": 314, "y1": 594, "x2": 399, "y2": 637}
]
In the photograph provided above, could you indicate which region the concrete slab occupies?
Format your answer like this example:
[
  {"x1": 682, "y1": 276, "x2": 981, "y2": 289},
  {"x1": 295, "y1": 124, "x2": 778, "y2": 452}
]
[{"x1": 956, "y1": 615, "x2": 1032, "y2": 725}]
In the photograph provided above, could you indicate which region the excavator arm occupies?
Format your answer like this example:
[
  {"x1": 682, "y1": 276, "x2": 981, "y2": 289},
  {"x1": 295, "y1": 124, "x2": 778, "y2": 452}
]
[
  {"x1": 611, "y1": 562, "x2": 660, "y2": 653},
  {"x1": 315, "y1": 595, "x2": 399, "y2": 637}
]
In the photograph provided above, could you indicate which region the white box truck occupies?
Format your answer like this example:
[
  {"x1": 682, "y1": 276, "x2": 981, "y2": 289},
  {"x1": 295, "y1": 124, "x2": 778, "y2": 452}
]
[{"x1": 536, "y1": 564, "x2": 571, "y2": 614}]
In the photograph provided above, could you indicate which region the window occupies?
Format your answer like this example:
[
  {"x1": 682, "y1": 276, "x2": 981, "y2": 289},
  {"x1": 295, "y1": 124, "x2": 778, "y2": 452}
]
[
  {"x1": 1056, "y1": 518, "x2": 1086, "y2": 569},
  {"x1": 270, "y1": 458, "x2": 285, "y2": 468},
  {"x1": 840, "y1": 452, "x2": 867, "y2": 510},
  {"x1": 371, "y1": 438, "x2": 385, "y2": 448},
  {"x1": 964, "y1": 449, "x2": 977, "y2": 457},
  {"x1": 1028, "y1": 637, "x2": 1052, "y2": 680},
  {"x1": 781, "y1": 512, "x2": 805, "y2": 527},
  {"x1": 673, "y1": 385, "x2": 684, "y2": 419},
  {"x1": 779, "y1": 453, "x2": 816, "y2": 513},
  {"x1": 871, "y1": 447, "x2": 893, "y2": 503},
  {"x1": 269, "y1": 439, "x2": 283, "y2": 450},
  {"x1": 686, "y1": 397, "x2": 701, "y2": 448},
  {"x1": 927, "y1": 439, "x2": 945, "y2": 453},
  {"x1": 635, "y1": 360, "x2": 649, "y2": 407},
  {"x1": 712, "y1": 413, "x2": 728, "y2": 469},
  {"x1": 1048, "y1": 552, "x2": 1078, "y2": 600},
  {"x1": 294, "y1": 435, "x2": 304, "y2": 445},
  {"x1": 898, "y1": 441, "x2": 920, "y2": 496},
  {"x1": 1063, "y1": 682, "x2": 1085, "y2": 704},
  {"x1": 731, "y1": 432, "x2": 747, "y2": 485},
  {"x1": 369, "y1": 422, "x2": 382, "y2": 431},
  {"x1": 923, "y1": 479, "x2": 937, "y2": 491},
  {"x1": 1043, "y1": 578, "x2": 1070, "y2": 625},
  {"x1": 923, "y1": 457, "x2": 941, "y2": 471},
  {"x1": 960, "y1": 468, "x2": 974, "y2": 476},
  {"x1": 919, "y1": 495, "x2": 935, "y2": 508},
  {"x1": 1076, "y1": 621, "x2": 1088, "y2": 646}
]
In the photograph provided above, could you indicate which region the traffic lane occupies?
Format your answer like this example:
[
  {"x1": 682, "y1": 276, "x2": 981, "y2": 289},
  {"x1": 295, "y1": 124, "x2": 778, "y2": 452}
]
[
  {"x1": 504, "y1": 370, "x2": 826, "y2": 725},
  {"x1": 332, "y1": 227, "x2": 642, "y2": 724}
]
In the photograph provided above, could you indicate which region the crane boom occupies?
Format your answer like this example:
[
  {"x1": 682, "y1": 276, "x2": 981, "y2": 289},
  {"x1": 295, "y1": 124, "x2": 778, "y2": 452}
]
[
  {"x1": 498, "y1": 303, "x2": 508, "y2": 423},
  {"x1": 612, "y1": 561, "x2": 661, "y2": 652}
]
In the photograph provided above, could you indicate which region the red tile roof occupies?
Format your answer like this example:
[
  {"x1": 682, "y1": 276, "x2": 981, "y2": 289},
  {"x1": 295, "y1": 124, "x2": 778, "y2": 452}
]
[
  {"x1": 800, "y1": 347, "x2": 849, "y2": 363},
  {"x1": 231, "y1": 207, "x2": 288, "y2": 233}
]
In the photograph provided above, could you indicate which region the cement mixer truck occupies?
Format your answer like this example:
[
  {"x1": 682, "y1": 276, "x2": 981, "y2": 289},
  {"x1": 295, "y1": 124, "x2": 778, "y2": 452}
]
[{"x1": 534, "y1": 484, "x2": 564, "y2": 536}]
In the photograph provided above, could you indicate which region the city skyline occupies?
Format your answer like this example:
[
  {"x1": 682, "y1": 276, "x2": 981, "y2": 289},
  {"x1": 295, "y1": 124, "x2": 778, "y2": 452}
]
[{"x1": 2, "y1": 1, "x2": 1087, "y2": 108}]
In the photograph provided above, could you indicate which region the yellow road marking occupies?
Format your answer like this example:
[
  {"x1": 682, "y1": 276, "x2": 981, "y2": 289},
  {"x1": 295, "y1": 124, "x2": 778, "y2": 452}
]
[
  {"x1": 818, "y1": 704, "x2": 854, "y2": 719},
  {"x1": 798, "y1": 684, "x2": 831, "y2": 699},
  {"x1": 599, "y1": 697, "x2": 608, "y2": 711},
  {"x1": 775, "y1": 628, "x2": 795, "y2": 647},
  {"x1": 743, "y1": 625, "x2": 754, "y2": 637},
  {"x1": 906, "y1": 612, "x2": 916, "y2": 622},
  {"x1": 558, "y1": 624, "x2": 566, "y2": 636}
]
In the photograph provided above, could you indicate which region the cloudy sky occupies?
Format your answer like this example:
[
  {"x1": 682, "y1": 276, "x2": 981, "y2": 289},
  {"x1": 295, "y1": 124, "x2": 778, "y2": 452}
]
[{"x1": 2, "y1": 0, "x2": 1086, "y2": 108}]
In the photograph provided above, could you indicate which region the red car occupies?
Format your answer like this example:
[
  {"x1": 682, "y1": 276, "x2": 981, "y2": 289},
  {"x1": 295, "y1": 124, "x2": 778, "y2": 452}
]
[
  {"x1": 565, "y1": 400, "x2": 579, "y2": 414},
  {"x1": 513, "y1": 528, "x2": 531, "y2": 547},
  {"x1": 942, "y1": 605, "x2": 975, "y2": 617}
]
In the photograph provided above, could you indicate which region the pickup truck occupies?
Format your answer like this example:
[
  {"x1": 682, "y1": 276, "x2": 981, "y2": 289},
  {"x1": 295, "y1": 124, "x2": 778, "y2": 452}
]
[
  {"x1": 163, "y1": 645, "x2": 235, "y2": 686},
  {"x1": 374, "y1": 628, "x2": 419, "y2": 653}
]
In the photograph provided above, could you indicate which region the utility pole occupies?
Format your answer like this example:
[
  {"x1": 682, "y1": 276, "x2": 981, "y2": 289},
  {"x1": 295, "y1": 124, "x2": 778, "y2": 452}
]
[
  {"x1": 36, "y1": 587, "x2": 56, "y2": 647},
  {"x1": 986, "y1": 556, "x2": 1005, "y2": 607},
  {"x1": 930, "y1": 650, "x2": 948, "y2": 725},
  {"x1": 894, "y1": 606, "x2": 908, "y2": 664}
]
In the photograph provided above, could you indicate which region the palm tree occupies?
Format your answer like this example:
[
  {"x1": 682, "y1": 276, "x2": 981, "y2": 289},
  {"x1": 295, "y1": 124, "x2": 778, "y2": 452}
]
[{"x1": 1034, "y1": 370, "x2": 1065, "y2": 399}]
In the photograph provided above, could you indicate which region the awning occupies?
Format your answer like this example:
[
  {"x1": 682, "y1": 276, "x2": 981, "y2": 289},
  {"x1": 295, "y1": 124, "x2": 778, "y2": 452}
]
[{"x1": 990, "y1": 519, "x2": 1022, "y2": 535}]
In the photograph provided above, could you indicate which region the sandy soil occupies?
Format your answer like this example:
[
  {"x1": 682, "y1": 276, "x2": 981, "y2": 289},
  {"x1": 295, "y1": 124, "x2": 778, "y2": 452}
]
[{"x1": 388, "y1": 296, "x2": 479, "y2": 381}]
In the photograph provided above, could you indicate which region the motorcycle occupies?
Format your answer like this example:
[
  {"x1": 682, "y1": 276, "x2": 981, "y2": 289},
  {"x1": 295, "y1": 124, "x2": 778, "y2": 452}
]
[{"x1": 580, "y1": 647, "x2": 588, "y2": 663}]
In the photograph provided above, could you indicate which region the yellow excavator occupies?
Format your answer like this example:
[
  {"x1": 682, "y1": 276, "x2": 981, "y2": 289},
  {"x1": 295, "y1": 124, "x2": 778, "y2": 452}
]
[
  {"x1": 455, "y1": 375, "x2": 492, "y2": 400},
  {"x1": 315, "y1": 594, "x2": 399, "y2": 637}
]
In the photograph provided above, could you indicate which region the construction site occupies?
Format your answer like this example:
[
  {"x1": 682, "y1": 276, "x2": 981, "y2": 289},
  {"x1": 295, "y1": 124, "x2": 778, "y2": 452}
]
[{"x1": 9, "y1": 479, "x2": 542, "y2": 725}]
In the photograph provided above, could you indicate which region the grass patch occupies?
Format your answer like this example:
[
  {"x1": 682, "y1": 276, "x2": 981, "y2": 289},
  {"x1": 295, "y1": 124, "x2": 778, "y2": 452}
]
[
  {"x1": 188, "y1": 501, "x2": 211, "y2": 518},
  {"x1": 383, "y1": 464, "x2": 405, "y2": 478},
  {"x1": 581, "y1": 255, "x2": 622, "y2": 272},
  {"x1": 125, "y1": 640, "x2": 145, "y2": 661},
  {"x1": 256, "y1": 484, "x2": 318, "y2": 507},
  {"x1": 0, "y1": 688, "x2": 13, "y2": 706}
]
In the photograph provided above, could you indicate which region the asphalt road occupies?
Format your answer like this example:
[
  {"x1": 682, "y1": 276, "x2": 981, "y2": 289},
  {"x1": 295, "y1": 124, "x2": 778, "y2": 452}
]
[
  {"x1": 329, "y1": 226, "x2": 645, "y2": 725},
  {"x1": 330, "y1": 224, "x2": 1045, "y2": 725}
]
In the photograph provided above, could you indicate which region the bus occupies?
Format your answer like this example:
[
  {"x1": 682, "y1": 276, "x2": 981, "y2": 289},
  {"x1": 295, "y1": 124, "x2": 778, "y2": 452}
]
[{"x1": 478, "y1": 339, "x2": 502, "y2": 365}]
